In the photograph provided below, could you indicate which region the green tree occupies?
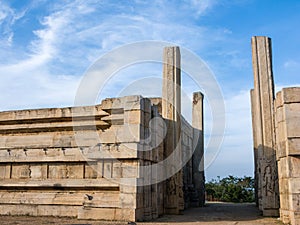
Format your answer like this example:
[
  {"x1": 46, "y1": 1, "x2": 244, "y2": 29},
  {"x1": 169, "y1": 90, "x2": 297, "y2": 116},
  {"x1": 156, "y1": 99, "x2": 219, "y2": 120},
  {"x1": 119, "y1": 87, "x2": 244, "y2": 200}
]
[{"x1": 205, "y1": 175, "x2": 255, "y2": 203}]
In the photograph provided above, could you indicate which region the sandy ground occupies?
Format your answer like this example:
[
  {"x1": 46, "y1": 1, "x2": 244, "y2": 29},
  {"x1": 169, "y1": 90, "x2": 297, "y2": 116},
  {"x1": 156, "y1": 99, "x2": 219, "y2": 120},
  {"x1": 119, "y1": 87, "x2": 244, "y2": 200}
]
[{"x1": 0, "y1": 202, "x2": 283, "y2": 225}]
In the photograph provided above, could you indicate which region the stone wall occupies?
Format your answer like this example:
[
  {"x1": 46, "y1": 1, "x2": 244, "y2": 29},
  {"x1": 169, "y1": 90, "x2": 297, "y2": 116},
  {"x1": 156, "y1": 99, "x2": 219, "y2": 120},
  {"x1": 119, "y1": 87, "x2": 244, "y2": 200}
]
[
  {"x1": 0, "y1": 96, "x2": 204, "y2": 222},
  {"x1": 0, "y1": 46, "x2": 205, "y2": 222},
  {"x1": 275, "y1": 87, "x2": 300, "y2": 225},
  {"x1": 0, "y1": 95, "x2": 160, "y2": 221},
  {"x1": 251, "y1": 36, "x2": 300, "y2": 225}
]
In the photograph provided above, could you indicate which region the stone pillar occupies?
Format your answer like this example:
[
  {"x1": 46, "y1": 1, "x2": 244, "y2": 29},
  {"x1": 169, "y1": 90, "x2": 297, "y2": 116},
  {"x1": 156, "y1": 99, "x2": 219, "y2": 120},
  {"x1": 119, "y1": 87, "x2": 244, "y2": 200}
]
[
  {"x1": 251, "y1": 36, "x2": 279, "y2": 216},
  {"x1": 192, "y1": 92, "x2": 205, "y2": 207},
  {"x1": 162, "y1": 46, "x2": 183, "y2": 214},
  {"x1": 250, "y1": 89, "x2": 260, "y2": 207}
]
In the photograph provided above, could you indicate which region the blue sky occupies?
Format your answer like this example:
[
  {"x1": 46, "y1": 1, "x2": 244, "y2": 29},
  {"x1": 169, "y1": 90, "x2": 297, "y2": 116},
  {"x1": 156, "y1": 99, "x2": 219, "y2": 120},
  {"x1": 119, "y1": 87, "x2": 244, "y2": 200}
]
[{"x1": 0, "y1": 0, "x2": 299, "y2": 180}]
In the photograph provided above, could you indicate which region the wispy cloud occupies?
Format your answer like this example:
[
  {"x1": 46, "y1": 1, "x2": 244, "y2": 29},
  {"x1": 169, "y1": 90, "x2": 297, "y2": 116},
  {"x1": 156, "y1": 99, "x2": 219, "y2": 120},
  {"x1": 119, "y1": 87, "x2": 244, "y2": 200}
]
[
  {"x1": 0, "y1": 2, "x2": 27, "y2": 47},
  {"x1": 206, "y1": 90, "x2": 253, "y2": 179},
  {"x1": 0, "y1": 0, "x2": 268, "y2": 180},
  {"x1": 0, "y1": 0, "x2": 236, "y2": 108},
  {"x1": 283, "y1": 59, "x2": 300, "y2": 69},
  {"x1": 0, "y1": 3, "x2": 15, "y2": 47},
  {"x1": 189, "y1": 0, "x2": 219, "y2": 16}
]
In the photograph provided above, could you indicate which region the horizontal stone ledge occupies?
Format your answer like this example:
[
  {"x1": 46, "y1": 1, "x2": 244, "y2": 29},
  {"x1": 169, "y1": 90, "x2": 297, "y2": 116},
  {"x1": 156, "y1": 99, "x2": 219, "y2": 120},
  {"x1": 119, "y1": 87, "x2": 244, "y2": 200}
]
[
  {"x1": 0, "y1": 190, "x2": 120, "y2": 207},
  {"x1": 101, "y1": 114, "x2": 124, "y2": 125},
  {"x1": 0, "y1": 144, "x2": 143, "y2": 161},
  {"x1": 0, "y1": 178, "x2": 120, "y2": 189},
  {"x1": 0, "y1": 115, "x2": 110, "y2": 126},
  {"x1": 101, "y1": 95, "x2": 151, "y2": 114},
  {"x1": 77, "y1": 207, "x2": 136, "y2": 221},
  {"x1": 0, "y1": 132, "x2": 102, "y2": 149},
  {"x1": 0, "y1": 106, "x2": 109, "y2": 122},
  {"x1": 0, "y1": 204, "x2": 79, "y2": 217},
  {"x1": 0, "y1": 155, "x2": 140, "y2": 162},
  {"x1": 0, "y1": 157, "x2": 94, "y2": 163},
  {"x1": 0, "y1": 125, "x2": 112, "y2": 135},
  {"x1": 0, "y1": 120, "x2": 110, "y2": 133}
]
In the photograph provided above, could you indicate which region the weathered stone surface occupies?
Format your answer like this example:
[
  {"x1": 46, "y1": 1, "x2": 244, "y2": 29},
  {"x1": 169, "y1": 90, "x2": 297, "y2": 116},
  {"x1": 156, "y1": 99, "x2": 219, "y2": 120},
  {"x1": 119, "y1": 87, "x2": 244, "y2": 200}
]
[
  {"x1": 0, "y1": 46, "x2": 204, "y2": 222},
  {"x1": 78, "y1": 207, "x2": 136, "y2": 221},
  {"x1": 162, "y1": 46, "x2": 183, "y2": 214},
  {"x1": 281, "y1": 87, "x2": 300, "y2": 104},
  {"x1": 251, "y1": 89, "x2": 261, "y2": 206},
  {"x1": 0, "y1": 164, "x2": 11, "y2": 179},
  {"x1": 287, "y1": 138, "x2": 300, "y2": 155},
  {"x1": 0, "y1": 178, "x2": 119, "y2": 188},
  {"x1": 0, "y1": 204, "x2": 79, "y2": 217},
  {"x1": 192, "y1": 92, "x2": 205, "y2": 207},
  {"x1": 251, "y1": 36, "x2": 279, "y2": 216},
  {"x1": 274, "y1": 87, "x2": 300, "y2": 225}
]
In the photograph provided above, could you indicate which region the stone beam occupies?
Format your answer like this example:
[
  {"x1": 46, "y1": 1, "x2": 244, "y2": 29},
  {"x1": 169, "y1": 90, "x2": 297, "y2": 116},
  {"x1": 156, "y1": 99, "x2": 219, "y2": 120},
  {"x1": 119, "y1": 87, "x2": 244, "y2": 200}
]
[{"x1": 251, "y1": 36, "x2": 279, "y2": 216}]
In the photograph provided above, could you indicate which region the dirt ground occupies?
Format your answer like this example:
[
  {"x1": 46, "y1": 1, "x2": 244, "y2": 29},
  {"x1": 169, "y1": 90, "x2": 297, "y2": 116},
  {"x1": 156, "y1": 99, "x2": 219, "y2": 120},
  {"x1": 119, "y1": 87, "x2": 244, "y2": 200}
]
[{"x1": 0, "y1": 202, "x2": 283, "y2": 225}]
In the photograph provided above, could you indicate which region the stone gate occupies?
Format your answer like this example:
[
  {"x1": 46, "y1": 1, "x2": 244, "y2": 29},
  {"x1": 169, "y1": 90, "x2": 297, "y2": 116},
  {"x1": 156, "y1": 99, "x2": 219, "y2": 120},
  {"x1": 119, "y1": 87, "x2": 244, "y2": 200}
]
[{"x1": 251, "y1": 36, "x2": 300, "y2": 225}]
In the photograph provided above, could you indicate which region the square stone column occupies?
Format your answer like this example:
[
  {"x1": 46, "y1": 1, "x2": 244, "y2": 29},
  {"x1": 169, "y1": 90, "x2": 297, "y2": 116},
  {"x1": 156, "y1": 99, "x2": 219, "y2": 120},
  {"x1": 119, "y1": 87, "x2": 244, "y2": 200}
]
[
  {"x1": 250, "y1": 89, "x2": 260, "y2": 207},
  {"x1": 192, "y1": 92, "x2": 205, "y2": 207},
  {"x1": 251, "y1": 36, "x2": 279, "y2": 216},
  {"x1": 162, "y1": 46, "x2": 183, "y2": 214}
]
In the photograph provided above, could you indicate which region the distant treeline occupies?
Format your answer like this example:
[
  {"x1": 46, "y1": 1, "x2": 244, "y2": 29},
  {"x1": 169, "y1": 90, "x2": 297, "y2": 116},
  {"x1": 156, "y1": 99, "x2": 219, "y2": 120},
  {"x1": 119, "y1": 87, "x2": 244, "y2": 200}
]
[{"x1": 206, "y1": 175, "x2": 255, "y2": 203}]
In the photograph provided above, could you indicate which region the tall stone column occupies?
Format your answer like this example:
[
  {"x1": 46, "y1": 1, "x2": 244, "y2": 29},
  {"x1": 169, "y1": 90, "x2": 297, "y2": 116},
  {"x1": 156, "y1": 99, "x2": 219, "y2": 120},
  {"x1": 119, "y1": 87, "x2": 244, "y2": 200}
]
[
  {"x1": 162, "y1": 46, "x2": 183, "y2": 214},
  {"x1": 192, "y1": 92, "x2": 205, "y2": 206},
  {"x1": 250, "y1": 89, "x2": 260, "y2": 207},
  {"x1": 251, "y1": 36, "x2": 279, "y2": 216}
]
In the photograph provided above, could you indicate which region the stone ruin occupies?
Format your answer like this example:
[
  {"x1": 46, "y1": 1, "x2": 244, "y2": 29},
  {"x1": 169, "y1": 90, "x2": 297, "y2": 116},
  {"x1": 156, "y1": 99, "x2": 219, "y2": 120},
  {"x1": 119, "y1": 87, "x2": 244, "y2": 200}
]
[
  {"x1": 251, "y1": 36, "x2": 300, "y2": 225},
  {"x1": 0, "y1": 37, "x2": 299, "y2": 224},
  {"x1": 0, "y1": 47, "x2": 205, "y2": 221}
]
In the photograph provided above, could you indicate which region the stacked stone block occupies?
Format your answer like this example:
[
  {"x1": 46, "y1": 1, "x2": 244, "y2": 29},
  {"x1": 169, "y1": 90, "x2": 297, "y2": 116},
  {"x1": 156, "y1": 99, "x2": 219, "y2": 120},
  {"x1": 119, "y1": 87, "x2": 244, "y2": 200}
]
[
  {"x1": 0, "y1": 46, "x2": 205, "y2": 221},
  {"x1": 275, "y1": 87, "x2": 300, "y2": 225},
  {"x1": 251, "y1": 36, "x2": 300, "y2": 225},
  {"x1": 0, "y1": 95, "x2": 160, "y2": 221}
]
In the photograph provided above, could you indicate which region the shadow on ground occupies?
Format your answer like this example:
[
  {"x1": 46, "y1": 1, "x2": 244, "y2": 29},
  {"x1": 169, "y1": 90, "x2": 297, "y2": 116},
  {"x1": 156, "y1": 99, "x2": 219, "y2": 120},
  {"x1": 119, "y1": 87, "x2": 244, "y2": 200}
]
[
  {"x1": 149, "y1": 202, "x2": 264, "y2": 222},
  {"x1": 140, "y1": 202, "x2": 282, "y2": 225},
  {"x1": 0, "y1": 202, "x2": 283, "y2": 225}
]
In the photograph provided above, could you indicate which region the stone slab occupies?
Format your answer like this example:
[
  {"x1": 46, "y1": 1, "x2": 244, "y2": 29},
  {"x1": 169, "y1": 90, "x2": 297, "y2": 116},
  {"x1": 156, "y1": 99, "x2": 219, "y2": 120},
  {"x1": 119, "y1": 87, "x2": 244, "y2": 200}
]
[
  {"x1": 77, "y1": 207, "x2": 136, "y2": 221},
  {"x1": 281, "y1": 87, "x2": 300, "y2": 104},
  {"x1": 0, "y1": 178, "x2": 119, "y2": 188},
  {"x1": 287, "y1": 138, "x2": 300, "y2": 156},
  {"x1": 0, "y1": 204, "x2": 78, "y2": 217},
  {"x1": 0, "y1": 106, "x2": 108, "y2": 123},
  {"x1": 0, "y1": 191, "x2": 119, "y2": 207}
]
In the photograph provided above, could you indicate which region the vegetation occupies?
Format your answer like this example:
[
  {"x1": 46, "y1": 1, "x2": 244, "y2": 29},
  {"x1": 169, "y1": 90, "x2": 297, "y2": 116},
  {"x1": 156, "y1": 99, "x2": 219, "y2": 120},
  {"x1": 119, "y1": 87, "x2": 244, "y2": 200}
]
[{"x1": 206, "y1": 175, "x2": 255, "y2": 203}]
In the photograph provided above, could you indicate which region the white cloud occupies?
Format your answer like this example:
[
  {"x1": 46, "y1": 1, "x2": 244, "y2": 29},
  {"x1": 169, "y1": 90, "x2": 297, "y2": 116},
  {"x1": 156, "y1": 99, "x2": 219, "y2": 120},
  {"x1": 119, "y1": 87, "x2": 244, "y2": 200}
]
[
  {"x1": 0, "y1": 1, "x2": 88, "y2": 110},
  {"x1": 0, "y1": 3, "x2": 14, "y2": 46},
  {"x1": 0, "y1": 2, "x2": 28, "y2": 48},
  {"x1": 206, "y1": 90, "x2": 254, "y2": 179},
  {"x1": 283, "y1": 60, "x2": 300, "y2": 69},
  {"x1": 0, "y1": 0, "x2": 261, "y2": 180},
  {"x1": 189, "y1": 0, "x2": 218, "y2": 16},
  {"x1": 0, "y1": 61, "x2": 80, "y2": 111}
]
